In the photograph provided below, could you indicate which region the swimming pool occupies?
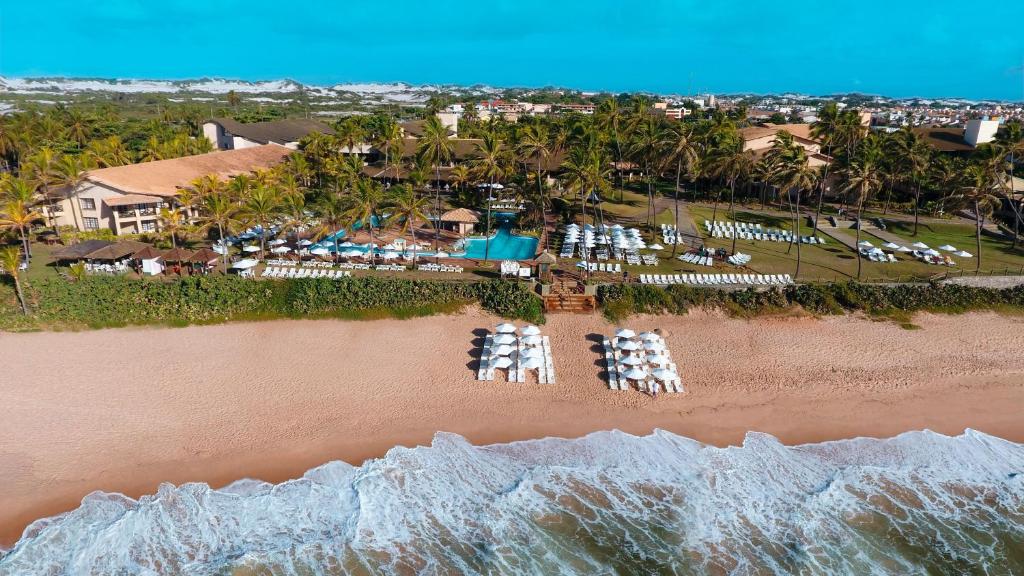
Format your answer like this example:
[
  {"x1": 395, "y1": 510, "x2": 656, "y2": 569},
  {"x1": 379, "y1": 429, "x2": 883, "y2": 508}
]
[{"x1": 458, "y1": 218, "x2": 539, "y2": 261}]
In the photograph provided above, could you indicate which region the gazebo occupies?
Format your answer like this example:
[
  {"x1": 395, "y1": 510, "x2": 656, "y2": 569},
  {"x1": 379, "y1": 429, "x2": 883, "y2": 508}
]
[
  {"x1": 533, "y1": 250, "x2": 557, "y2": 282},
  {"x1": 439, "y1": 208, "x2": 480, "y2": 236},
  {"x1": 162, "y1": 247, "x2": 194, "y2": 263}
]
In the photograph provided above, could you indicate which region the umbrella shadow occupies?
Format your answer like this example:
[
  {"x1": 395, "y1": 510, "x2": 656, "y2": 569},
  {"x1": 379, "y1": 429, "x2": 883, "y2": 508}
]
[
  {"x1": 467, "y1": 328, "x2": 490, "y2": 372},
  {"x1": 586, "y1": 332, "x2": 613, "y2": 383}
]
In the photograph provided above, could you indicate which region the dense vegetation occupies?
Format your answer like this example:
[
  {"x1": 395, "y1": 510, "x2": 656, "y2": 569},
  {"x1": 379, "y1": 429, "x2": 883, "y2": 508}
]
[
  {"x1": 0, "y1": 276, "x2": 543, "y2": 330},
  {"x1": 598, "y1": 281, "x2": 1024, "y2": 323}
]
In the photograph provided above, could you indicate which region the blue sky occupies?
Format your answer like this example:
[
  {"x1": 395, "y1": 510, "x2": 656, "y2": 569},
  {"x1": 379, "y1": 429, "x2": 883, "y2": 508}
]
[{"x1": 1, "y1": 0, "x2": 1022, "y2": 100}]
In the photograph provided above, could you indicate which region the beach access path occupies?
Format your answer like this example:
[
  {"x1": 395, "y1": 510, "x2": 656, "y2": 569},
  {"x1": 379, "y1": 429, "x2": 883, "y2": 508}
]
[{"x1": 2, "y1": 309, "x2": 1023, "y2": 547}]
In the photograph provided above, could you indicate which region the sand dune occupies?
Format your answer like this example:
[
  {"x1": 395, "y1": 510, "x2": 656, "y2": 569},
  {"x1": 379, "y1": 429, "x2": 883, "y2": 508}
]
[{"x1": 2, "y1": 309, "x2": 1023, "y2": 546}]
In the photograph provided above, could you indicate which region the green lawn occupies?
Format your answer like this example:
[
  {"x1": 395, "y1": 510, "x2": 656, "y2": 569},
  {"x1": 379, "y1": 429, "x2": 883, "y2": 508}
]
[{"x1": 882, "y1": 219, "x2": 1024, "y2": 274}]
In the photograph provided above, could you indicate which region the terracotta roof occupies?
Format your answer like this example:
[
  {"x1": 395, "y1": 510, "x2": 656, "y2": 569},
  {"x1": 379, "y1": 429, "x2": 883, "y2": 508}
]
[
  {"x1": 398, "y1": 138, "x2": 482, "y2": 160},
  {"x1": 187, "y1": 247, "x2": 221, "y2": 263},
  {"x1": 84, "y1": 240, "x2": 150, "y2": 260},
  {"x1": 52, "y1": 240, "x2": 113, "y2": 260},
  {"x1": 103, "y1": 194, "x2": 163, "y2": 207},
  {"x1": 86, "y1": 145, "x2": 292, "y2": 197},
  {"x1": 206, "y1": 118, "x2": 334, "y2": 144},
  {"x1": 161, "y1": 247, "x2": 194, "y2": 262},
  {"x1": 440, "y1": 208, "x2": 480, "y2": 223},
  {"x1": 914, "y1": 127, "x2": 973, "y2": 152},
  {"x1": 132, "y1": 246, "x2": 165, "y2": 260},
  {"x1": 764, "y1": 123, "x2": 815, "y2": 141}
]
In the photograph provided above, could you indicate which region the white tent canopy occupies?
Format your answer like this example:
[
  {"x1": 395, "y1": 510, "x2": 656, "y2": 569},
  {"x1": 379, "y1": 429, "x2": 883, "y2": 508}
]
[
  {"x1": 492, "y1": 333, "x2": 516, "y2": 345},
  {"x1": 520, "y1": 325, "x2": 541, "y2": 336},
  {"x1": 615, "y1": 328, "x2": 636, "y2": 339},
  {"x1": 495, "y1": 323, "x2": 517, "y2": 333},
  {"x1": 232, "y1": 258, "x2": 259, "y2": 269}
]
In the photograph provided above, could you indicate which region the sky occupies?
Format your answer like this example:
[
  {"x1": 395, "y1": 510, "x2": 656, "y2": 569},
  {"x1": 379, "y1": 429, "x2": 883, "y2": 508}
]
[{"x1": 1, "y1": 0, "x2": 1023, "y2": 100}]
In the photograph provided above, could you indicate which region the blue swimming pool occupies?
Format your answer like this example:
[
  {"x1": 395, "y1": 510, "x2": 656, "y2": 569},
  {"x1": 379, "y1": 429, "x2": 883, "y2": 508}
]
[{"x1": 458, "y1": 219, "x2": 539, "y2": 261}]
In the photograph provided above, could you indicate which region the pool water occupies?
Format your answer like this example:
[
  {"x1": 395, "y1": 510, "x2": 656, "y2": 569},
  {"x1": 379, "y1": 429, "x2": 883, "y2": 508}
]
[{"x1": 458, "y1": 213, "x2": 538, "y2": 260}]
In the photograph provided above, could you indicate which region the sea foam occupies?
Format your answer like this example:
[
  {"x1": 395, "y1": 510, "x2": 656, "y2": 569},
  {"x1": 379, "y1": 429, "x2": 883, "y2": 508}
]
[{"x1": 1, "y1": 429, "x2": 1022, "y2": 575}]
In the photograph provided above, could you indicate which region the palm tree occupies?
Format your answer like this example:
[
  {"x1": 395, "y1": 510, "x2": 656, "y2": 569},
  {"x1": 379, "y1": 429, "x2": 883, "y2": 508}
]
[
  {"x1": 841, "y1": 155, "x2": 882, "y2": 280},
  {"x1": 629, "y1": 114, "x2": 669, "y2": 232},
  {"x1": 335, "y1": 119, "x2": 367, "y2": 156},
  {"x1": 53, "y1": 154, "x2": 95, "y2": 232},
  {"x1": 343, "y1": 178, "x2": 386, "y2": 260},
  {"x1": 311, "y1": 194, "x2": 348, "y2": 262},
  {"x1": 373, "y1": 119, "x2": 403, "y2": 186},
  {"x1": 386, "y1": 183, "x2": 431, "y2": 260},
  {"x1": 892, "y1": 128, "x2": 931, "y2": 235},
  {"x1": 518, "y1": 124, "x2": 554, "y2": 246},
  {"x1": 596, "y1": 98, "x2": 626, "y2": 196},
  {"x1": 995, "y1": 122, "x2": 1024, "y2": 247},
  {"x1": 240, "y1": 184, "x2": 281, "y2": 255},
  {"x1": 959, "y1": 163, "x2": 1000, "y2": 273},
  {"x1": 774, "y1": 154, "x2": 818, "y2": 279},
  {"x1": 708, "y1": 136, "x2": 754, "y2": 253},
  {"x1": 23, "y1": 147, "x2": 61, "y2": 235},
  {"x1": 665, "y1": 123, "x2": 698, "y2": 256},
  {"x1": 157, "y1": 207, "x2": 185, "y2": 249},
  {"x1": 473, "y1": 131, "x2": 508, "y2": 261},
  {"x1": 1, "y1": 199, "x2": 43, "y2": 260},
  {"x1": 0, "y1": 246, "x2": 29, "y2": 315},
  {"x1": 196, "y1": 190, "x2": 238, "y2": 274},
  {"x1": 416, "y1": 116, "x2": 454, "y2": 252}
]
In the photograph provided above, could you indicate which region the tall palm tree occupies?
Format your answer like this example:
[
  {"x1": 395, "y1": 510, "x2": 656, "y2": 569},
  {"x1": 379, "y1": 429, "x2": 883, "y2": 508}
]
[
  {"x1": 596, "y1": 98, "x2": 626, "y2": 195},
  {"x1": 311, "y1": 194, "x2": 348, "y2": 262},
  {"x1": 473, "y1": 131, "x2": 508, "y2": 261},
  {"x1": 774, "y1": 154, "x2": 819, "y2": 279},
  {"x1": 665, "y1": 123, "x2": 698, "y2": 256},
  {"x1": 196, "y1": 190, "x2": 238, "y2": 274},
  {"x1": 157, "y1": 207, "x2": 185, "y2": 249},
  {"x1": 518, "y1": 124, "x2": 554, "y2": 245},
  {"x1": 995, "y1": 122, "x2": 1024, "y2": 247},
  {"x1": 0, "y1": 246, "x2": 29, "y2": 315},
  {"x1": 53, "y1": 154, "x2": 95, "y2": 232},
  {"x1": 416, "y1": 116, "x2": 454, "y2": 252},
  {"x1": 23, "y1": 147, "x2": 61, "y2": 235},
  {"x1": 240, "y1": 184, "x2": 281, "y2": 255},
  {"x1": 1, "y1": 199, "x2": 43, "y2": 260},
  {"x1": 629, "y1": 114, "x2": 668, "y2": 232},
  {"x1": 373, "y1": 119, "x2": 403, "y2": 186},
  {"x1": 841, "y1": 155, "x2": 882, "y2": 280},
  {"x1": 892, "y1": 128, "x2": 932, "y2": 235},
  {"x1": 708, "y1": 136, "x2": 754, "y2": 253},
  {"x1": 386, "y1": 183, "x2": 431, "y2": 260},
  {"x1": 959, "y1": 163, "x2": 1000, "y2": 273},
  {"x1": 343, "y1": 178, "x2": 386, "y2": 260}
]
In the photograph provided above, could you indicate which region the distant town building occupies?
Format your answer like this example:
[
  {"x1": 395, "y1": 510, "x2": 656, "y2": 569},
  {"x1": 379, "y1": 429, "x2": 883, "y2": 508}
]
[{"x1": 202, "y1": 118, "x2": 334, "y2": 150}]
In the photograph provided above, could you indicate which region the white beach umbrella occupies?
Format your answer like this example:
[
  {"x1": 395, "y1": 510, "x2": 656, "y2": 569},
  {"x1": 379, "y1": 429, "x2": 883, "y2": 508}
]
[
  {"x1": 912, "y1": 241, "x2": 930, "y2": 249},
  {"x1": 644, "y1": 340, "x2": 666, "y2": 352},
  {"x1": 492, "y1": 333, "x2": 516, "y2": 345},
  {"x1": 521, "y1": 347, "x2": 543, "y2": 359},
  {"x1": 269, "y1": 239, "x2": 287, "y2": 246},
  {"x1": 489, "y1": 356, "x2": 513, "y2": 369},
  {"x1": 309, "y1": 247, "x2": 330, "y2": 256},
  {"x1": 648, "y1": 243, "x2": 665, "y2": 251},
  {"x1": 242, "y1": 245, "x2": 262, "y2": 253},
  {"x1": 492, "y1": 344, "x2": 515, "y2": 356},
  {"x1": 618, "y1": 355, "x2": 643, "y2": 366},
  {"x1": 955, "y1": 250, "x2": 973, "y2": 258},
  {"x1": 882, "y1": 242, "x2": 901, "y2": 250},
  {"x1": 639, "y1": 332, "x2": 660, "y2": 341},
  {"x1": 615, "y1": 328, "x2": 636, "y2": 339},
  {"x1": 651, "y1": 368, "x2": 675, "y2": 381},
  {"x1": 622, "y1": 367, "x2": 647, "y2": 381},
  {"x1": 339, "y1": 241, "x2": 354, "y2": 247},
  {"x1": 381, "y1": 251, "x2": 400, "y2": 260},
  {"x1": 897, "y1": 246, "x2": 914, "y2": 253},
  {"x1": 231, "y1": 258, "x2": 259, "y2": 269},
  {"x1": 520, "y1": 325, "x2": 541, "y2": 336},
  {"x1": 298, "y1": 239, "x2": 313, "y2": 246},
  {"x1": 939, "y1": 244, "x2": 957, "y2": 251},
  {"x1": 924, "y1": 248, "x2": 941, "y2": 256},
  {"x1": 646, "y1": 354, "x2": 668, "y2": 365},
  {"x1": 617, "y1": 339, "x2": 640, "y2": 351},
  {"x1": 435, "y1": 252, "x2": 450, "y2": 258},
  {"x1": 271, "y1": 246, "x2": 291, "y2": 254},
  {"x1": 212, "y1": 244, "x2": 229, "y2": 255},
  {"x1": 520, "y1": 335, "x2": 542, "y2": 346},
  {"x1": 521, "y1": 357, "x2": 543, "y2": 370},
  {"x1": 857, "y1": 240, "x2": 874, "y2": 248},
  {"x1": 495, "y1": 323, "x2": 517, "y2": 333}
]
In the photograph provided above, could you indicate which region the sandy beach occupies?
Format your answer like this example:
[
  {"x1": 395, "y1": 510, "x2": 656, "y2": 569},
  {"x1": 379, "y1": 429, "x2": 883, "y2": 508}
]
[{"x1": 2, "y1": 309, "x2": 1023, "y2": 547}]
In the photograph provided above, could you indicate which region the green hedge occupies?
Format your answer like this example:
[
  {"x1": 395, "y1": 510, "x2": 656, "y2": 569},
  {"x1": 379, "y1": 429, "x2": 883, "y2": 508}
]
[
  {"x1": 598, "y1": 282, "x2": 1024, "y2": 322},
  {"x1": 3, "y1": 275, "x2": 543, "y2": 330}
]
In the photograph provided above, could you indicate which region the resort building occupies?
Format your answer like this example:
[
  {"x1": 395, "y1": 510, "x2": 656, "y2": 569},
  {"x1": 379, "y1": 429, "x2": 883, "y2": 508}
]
[
  {"x1": 740, "y1": 124, "x2": 831, "y2": 167},
  {"x1": 202, "y1": 118, "x2": 334, "y2": 150},
  {"x1": 48, "y1": 145, "x2": 292, "y2": 235}
]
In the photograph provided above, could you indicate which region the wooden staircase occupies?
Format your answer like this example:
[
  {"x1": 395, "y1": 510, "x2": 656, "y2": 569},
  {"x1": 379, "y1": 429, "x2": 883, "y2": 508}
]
[{"x1": 542, "y1": 279, "x2": 596, "y2": 313}]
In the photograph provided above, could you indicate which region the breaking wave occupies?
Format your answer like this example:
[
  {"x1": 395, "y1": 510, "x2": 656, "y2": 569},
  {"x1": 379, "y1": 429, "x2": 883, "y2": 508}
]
[{"x1": 2, "y1": 429, "x2": 1023, "y2": 575}]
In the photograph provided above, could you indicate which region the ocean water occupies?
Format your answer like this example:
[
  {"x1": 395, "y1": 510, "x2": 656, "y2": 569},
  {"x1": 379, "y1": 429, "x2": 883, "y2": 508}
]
[{"x1": 1, "y1": 429, "x2": 1022, "y2": 575}]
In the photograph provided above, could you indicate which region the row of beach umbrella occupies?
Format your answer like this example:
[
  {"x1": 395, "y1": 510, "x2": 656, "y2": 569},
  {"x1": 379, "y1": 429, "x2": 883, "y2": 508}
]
[{"x1": 857, "y1": 240, "x2": 972, "y2": 258}]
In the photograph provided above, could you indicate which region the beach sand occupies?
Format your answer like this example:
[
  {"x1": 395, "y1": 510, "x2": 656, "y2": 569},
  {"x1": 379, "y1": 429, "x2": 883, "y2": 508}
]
[{"x1": 2, "y1": 309, "x2": 1023, "y2": 546}]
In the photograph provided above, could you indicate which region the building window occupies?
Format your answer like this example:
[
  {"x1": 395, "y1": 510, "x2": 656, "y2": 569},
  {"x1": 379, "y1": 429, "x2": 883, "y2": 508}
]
[
  {"x1": 140, "y1": 221, "x2": 156, "y2": 232},
  {"x1": 83, "y1": 217, "x2": 99, "y2": 230},
  {"x1": 79, "y1": 198, "x2": 96, "y2": 211}
]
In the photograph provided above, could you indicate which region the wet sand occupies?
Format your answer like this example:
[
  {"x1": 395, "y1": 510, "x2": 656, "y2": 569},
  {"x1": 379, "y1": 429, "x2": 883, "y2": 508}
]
[{"x1": 2, "y1": 309, "x2": 1023, "y2": 547}]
